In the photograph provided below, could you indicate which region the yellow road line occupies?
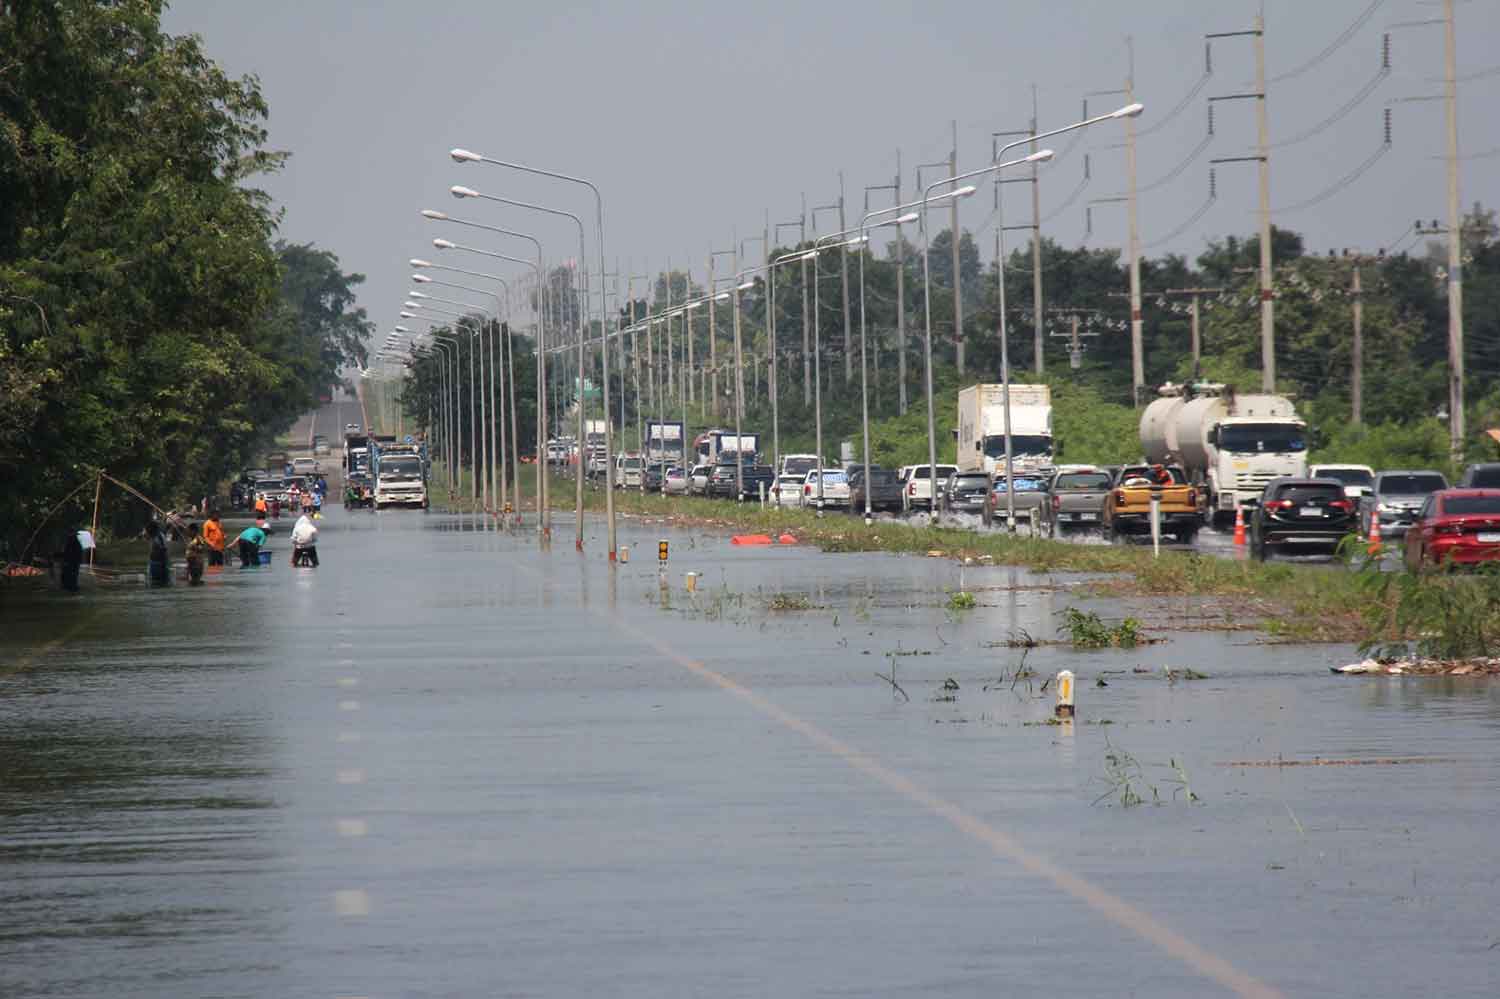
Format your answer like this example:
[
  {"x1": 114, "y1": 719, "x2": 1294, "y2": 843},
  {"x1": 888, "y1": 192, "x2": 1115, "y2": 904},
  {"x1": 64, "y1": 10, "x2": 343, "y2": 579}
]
[{"x1": 572, "y1": 568, "x2": 1283, "y2": 998}]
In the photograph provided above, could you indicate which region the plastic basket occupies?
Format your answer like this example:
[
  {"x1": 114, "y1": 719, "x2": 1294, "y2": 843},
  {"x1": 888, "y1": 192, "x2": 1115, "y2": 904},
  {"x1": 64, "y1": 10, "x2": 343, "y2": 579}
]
[{"x1": 257, "y1": 549, "x2": 272, "y2": 565}]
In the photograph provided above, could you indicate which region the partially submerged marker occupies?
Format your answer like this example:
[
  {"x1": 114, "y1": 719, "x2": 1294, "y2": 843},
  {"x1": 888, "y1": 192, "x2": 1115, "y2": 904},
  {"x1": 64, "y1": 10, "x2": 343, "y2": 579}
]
[{"x1": 1055, "y1": 670, "x2": 1076, "y2": 718}]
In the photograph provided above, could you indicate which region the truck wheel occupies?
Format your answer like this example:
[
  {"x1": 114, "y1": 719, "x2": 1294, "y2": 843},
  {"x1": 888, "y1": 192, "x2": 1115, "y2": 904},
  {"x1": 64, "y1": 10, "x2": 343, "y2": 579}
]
[{"x1": 1178, "y1": 526, "x2": 1198, "y2": 545}]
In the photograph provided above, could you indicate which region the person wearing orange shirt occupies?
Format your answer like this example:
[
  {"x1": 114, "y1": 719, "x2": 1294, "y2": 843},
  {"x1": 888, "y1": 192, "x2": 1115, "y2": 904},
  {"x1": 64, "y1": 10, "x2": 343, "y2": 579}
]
[{"x1": 202, "y1": 511, "x2": 227, "y2": 566}]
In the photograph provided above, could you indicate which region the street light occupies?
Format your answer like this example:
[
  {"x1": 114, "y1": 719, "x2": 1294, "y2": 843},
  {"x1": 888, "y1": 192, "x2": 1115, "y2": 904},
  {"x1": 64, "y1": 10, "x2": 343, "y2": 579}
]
[
  {"x1": 423, "y1": 214, "x2": 551, "y2": 538},
  {"x1": 451, "y1": 183, "x2": 594, "y2": 550},
  {"x1": 985, "y1": 101, "x2": 1142, "y2": 530},
  {"x1": 411, "y1": 271, "x2": 510, "y2": 516},
  {"x1": 919, "y1": 145, "x2": 1057, "y2": 524},
  {"x1": 450, "y1": 147, "x2": 620, "y2": 563},
  {"x1": 412, "y1": 260, "x2": 517, "y2": 517}
]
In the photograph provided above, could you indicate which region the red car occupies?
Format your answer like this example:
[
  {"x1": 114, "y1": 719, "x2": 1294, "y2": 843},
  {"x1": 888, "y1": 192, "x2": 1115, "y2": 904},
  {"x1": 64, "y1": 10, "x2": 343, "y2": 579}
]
[{"x1": 1403, "y1": 489, "x2": 1500, "y2": 571}]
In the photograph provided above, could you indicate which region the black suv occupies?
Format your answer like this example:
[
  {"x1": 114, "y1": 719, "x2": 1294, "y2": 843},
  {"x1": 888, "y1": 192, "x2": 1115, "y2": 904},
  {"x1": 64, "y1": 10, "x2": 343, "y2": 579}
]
[
  {"x1": 1249, "y1": 477, "x2": 1357, "y2": 559},
  {"x1": 707, "y1": 461, "x2": 776, "y2": 501},
  {"x1": 1458, "y1": 463, "x2": 1500, "y2": 488}
]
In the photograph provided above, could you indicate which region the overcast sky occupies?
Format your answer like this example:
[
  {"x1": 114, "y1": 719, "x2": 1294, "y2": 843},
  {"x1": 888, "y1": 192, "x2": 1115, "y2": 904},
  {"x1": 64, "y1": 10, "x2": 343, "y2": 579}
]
[{"x1": 163, "y1": 0, "x2": 1498, "y2": 329}]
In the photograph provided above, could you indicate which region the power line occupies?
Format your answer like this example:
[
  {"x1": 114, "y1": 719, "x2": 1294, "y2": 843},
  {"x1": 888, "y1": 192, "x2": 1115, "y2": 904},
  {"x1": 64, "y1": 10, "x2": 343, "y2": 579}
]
[
  {"x1": 1270, "y1": 34, "x2": 1390, "y2": 148},
  {"x1": 1272, "y1": 111, "x2": 1392, "y2": 214},
  {"x1": 1268, "y1": 0, "x2": 1385, "y2": 84},
  {"x1": 1144, "y1": 170, "x2": 1218, "y2": 249}
]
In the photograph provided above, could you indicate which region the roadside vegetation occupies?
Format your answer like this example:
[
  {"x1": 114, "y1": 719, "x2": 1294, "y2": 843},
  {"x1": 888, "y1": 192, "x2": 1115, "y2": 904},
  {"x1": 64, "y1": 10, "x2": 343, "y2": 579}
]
[{"x1": 2, "y1": 4, "x2": 373, "y2": 554}]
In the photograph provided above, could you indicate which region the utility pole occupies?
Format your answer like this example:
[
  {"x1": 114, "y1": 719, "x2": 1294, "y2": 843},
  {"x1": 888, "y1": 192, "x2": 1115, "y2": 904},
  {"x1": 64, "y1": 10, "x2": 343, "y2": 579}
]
[
  {"x1": 1208, "y1": 16, "x2": 1274, "y2": 392},
  {"x1": 709, "y1": 248, "x2": 728, "y2": 419},
  {"x1": 1046, "y1": 307, "x2": 1103, "y2": 370},
  {"x1": 1031, "y1": 87, "x2": 1045, "y2": 374},
  {"x1": 1351, "y1": 264, "x2": 1364, "y2": 426},
  {"x1": 950, "y1": 120, "x2": 965, "y2": 374},
  {"x1": 1444, "y1": 0, "x2": 1464, "y2": 461},
  {"x1": 801, "y1": 194, "x2": 811, "y2": 407},
  {"x1": 993, "y1": 116, "x2": 1043, "y2": 376},
  {"x1": 1162, "y1": 287, "x2": 1223, "y2": 380},
  {"x1": 864, "y1": 170, "x2": 901, "y2": 414},
  {"x1": 839, "y1": 171, "x2": 853, "y2": 384},
  {"x1": 896, "y1": 152, "x2": 907, "y2": 415},
  {"x1": 1126, "y1": 41, "x2": 1145, "y2": 403}
]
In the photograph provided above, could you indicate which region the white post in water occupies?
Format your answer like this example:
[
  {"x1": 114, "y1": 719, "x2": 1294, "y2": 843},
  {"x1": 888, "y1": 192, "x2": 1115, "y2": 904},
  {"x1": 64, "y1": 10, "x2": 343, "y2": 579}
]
[
  {"x1": 1055, "y1": 670, "x2": 1075, "y2": 719},
  {"x1": 1149, "y1": 486, "x2": 1162, "y2": 558}
]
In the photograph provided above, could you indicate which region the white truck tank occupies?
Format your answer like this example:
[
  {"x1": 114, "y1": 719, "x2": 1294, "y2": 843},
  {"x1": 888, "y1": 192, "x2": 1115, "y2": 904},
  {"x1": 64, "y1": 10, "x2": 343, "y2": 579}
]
[
  {"x1": 1175, "y1": 393, "x2": 1300, "y2": 471},
  {"x1": 1140, "y1": 395, "x2": 1186, "y2": 464}
]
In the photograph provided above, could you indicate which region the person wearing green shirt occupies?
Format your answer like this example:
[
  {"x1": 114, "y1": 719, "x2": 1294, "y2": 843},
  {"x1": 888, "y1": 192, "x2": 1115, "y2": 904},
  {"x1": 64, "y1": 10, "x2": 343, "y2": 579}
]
[{"x1": 236, "y1": 524, "x2": 267, "y2": 567}]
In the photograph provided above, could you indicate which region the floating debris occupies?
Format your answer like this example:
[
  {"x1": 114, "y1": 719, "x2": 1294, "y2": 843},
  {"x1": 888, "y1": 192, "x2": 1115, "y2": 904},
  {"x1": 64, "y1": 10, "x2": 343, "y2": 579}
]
[{"x1": 1332, "y1": 658, "x2": 1500, "y2": 677}]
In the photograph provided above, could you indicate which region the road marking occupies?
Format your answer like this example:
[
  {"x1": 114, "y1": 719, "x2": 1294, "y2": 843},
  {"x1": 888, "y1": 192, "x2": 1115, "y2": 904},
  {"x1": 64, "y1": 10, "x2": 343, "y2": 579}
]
[
  {"x1": 590, "y1": 588, "x2": 1282, "y2": 999},
  {"x1": 339, "y1": 699, "x2": 360, "y2": 712},
  {"x1": 337, "y1": 642, "x2": 354, "y2": 649},
  {"x1": 337, "y1": 677, "x2": 359, "y2": 688},
  {"x1": 333, "y1": 889, "x2": 370, "y2": 917},
  {"x1": 337, "y1": 658, "x2": 356, "y2": 666},
  {"x1": 336, "y1": 731, "x2": 361, "y2": 744},
  {"x1": 336, "y1": 769, "x2": 364, "y2": 785},
  {"x1": 336, "y1": 818, "x2": 368, "y2": 838}
]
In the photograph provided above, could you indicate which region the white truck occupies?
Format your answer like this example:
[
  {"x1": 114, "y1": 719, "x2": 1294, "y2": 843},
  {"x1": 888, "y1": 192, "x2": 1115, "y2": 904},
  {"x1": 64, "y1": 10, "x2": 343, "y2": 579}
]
[
  {"x1": 1140, "y1": 383, "x2": 1308, "y2": 526},
  {"x1": 645, "y1": 420, "x2": 685, "y2": 465},
  {"x1": 373, "y1": 451, "x2": 428, "y2": 509},
  {"x1": 695, "y1": 429, "x2": 760, "y2": 465},
  {"x1": 956, "y1": 384, "x2": 1054, "y2": 476},
  {"x1": 584, "y1": 419, "x2": 609, "y2": 476}
]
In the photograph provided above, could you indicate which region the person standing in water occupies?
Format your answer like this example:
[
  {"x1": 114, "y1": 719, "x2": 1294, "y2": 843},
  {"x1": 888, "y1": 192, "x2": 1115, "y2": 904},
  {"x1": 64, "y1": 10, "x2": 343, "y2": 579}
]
[
  {"x1": 202, "y1": 511, "x2": 226, "y2": 566},
  {"x1": 146, "y1": 521, "x2": 170, "y2": 586},
  {"x1": 184, "y1": 523, "x2": 208, "y2": 585},
  {"x1": 61, "y1": 529, "x2": 83, "y2": 593},
  {"x1": 236, "y1": 523, "x2": 267, "y2": 566}
]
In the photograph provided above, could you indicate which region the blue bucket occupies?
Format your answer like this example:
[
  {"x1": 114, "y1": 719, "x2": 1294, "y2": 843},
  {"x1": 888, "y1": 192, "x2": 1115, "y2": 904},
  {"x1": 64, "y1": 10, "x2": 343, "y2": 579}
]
[{"x1": 257, "y1": 549, "x2": 273, "y2": 566}]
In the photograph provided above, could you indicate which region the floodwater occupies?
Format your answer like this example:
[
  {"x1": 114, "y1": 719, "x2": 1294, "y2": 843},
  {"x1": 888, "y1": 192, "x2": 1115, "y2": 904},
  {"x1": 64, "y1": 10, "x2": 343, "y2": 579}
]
[{"x1": 3, "y1": 500, "x2": 1498, "y2": 997}]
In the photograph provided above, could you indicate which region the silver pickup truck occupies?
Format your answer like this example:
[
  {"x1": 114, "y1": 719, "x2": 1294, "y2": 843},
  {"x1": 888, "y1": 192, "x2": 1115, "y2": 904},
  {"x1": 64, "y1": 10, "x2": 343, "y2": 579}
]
[{"x1": 1048, "y1": 467, "x2": 1112, "y2": 534}]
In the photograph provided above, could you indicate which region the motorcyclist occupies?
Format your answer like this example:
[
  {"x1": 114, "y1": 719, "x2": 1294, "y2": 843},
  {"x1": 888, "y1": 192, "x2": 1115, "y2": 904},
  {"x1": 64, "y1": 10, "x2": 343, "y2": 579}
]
[{"x1": 290, "y1": 513, "x2": 319, "y2": 567}]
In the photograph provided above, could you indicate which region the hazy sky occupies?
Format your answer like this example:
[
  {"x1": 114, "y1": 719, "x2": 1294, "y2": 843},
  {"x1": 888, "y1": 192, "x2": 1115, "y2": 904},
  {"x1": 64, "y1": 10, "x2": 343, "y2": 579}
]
[{"x1": 163, "y1": 0, "x2": 1498, "y2": 330}]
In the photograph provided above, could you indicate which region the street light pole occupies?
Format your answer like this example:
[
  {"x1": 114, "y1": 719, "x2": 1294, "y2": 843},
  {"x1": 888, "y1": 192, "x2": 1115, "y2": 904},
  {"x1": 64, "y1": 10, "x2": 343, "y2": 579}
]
[
  {"x1": 450, "y1": 150, "x2": 618, "y2": 561},
  {"x1": 425, "y1": 228, "x2": 548, "y2": 537}
]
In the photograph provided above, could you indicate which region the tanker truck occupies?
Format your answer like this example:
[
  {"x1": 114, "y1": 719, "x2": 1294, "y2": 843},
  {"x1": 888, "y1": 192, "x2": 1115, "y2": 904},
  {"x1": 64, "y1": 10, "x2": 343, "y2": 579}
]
[{"x1": 1140, "y1": 383, "x2": 1308, "y2": 526}]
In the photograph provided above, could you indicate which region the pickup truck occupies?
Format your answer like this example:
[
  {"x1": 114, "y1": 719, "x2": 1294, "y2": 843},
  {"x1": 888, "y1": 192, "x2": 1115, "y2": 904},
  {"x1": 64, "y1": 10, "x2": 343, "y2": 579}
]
[
  {"x1": 847, "y1": 465, "x2": 904, "y2": 514},
  {"x1": 801, "y1": 469, "x2": 851, "y2": 509},
  {"x1": 899, "y1": 463, "x2": 959, "y2": 512},
  {"x1": 1048, "y1": 467, "x2": 1112, "y2": 533},
  {"x1": 1102, "y1": 464, "x2": 1201, "y2": 543}
]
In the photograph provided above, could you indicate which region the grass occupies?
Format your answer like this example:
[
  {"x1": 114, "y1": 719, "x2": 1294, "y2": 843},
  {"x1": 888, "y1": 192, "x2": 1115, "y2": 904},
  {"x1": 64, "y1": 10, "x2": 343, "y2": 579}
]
[{"x1": 427, "y1": 470, "x2": 1384, "y2": 642}]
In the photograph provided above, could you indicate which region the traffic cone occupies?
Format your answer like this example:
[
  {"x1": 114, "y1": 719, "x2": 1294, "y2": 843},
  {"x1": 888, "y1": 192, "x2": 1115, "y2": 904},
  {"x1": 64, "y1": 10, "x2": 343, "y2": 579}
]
[
  {"x1": 1367, "y1": 513, "x2": 1382, "y2": 555},
  {"x1": 1232, "y1": 505, "x2": 1246, "y2": 546}
]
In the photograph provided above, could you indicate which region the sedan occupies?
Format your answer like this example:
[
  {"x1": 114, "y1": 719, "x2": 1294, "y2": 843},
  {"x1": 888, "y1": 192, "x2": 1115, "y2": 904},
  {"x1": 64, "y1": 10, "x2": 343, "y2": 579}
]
[
  {"x1": 1250, "y1": 477, "x2": 1357, "y2": 559},
  {"x1": 1403, "y1": 489, "x2": 1500, "y2": 571}
]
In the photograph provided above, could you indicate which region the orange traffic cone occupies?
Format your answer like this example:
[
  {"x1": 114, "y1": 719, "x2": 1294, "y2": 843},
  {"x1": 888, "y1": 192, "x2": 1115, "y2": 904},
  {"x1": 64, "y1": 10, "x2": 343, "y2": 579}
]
[
  {"x1": 1232, "y1": 505, "x2": 1246, "y2": 546},
  {"x1": 1367, "y1": 513, "x2": 1382, "y2": 555}
]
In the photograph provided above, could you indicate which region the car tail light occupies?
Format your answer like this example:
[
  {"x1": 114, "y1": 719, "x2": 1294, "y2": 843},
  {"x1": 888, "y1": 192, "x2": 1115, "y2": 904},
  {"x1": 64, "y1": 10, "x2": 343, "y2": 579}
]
[
  {"x1": 1436, "y1": 522, "x2": 1463, "y2": 535},
  {"x1": 1330, "y1": 498, "x2": 1353, "y2": 512},
  {"x1": 804, "y1": 484, "x2": 811, "y2": 496},
  {"x1": 1187, "y1": 488, "x2": 1197, "y2": 506},
  {"x1": 908, "y1": 482, "x2": 915, "y2": 496},
  {"x1": 1269, "y1": 499, "x2": 1296, "y2": 510},
  {"x1": 1052, "y1": 495, "x2": 1061, "y2": 511},
  {"x1": 1114, "y1": 490, "x2": 1126, "y2": 505}
]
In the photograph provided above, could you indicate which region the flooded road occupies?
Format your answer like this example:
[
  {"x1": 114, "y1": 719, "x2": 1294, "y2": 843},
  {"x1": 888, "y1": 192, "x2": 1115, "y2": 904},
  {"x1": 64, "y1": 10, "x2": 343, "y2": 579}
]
[{"x1": 3, "y1": 501, "x2": 1498, "y2": 997}]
